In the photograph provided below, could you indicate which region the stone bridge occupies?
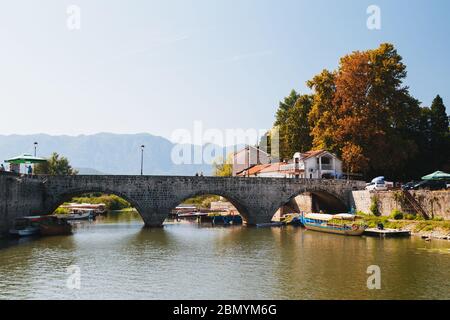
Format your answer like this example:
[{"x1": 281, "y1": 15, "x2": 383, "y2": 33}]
[{"x1": 0, "y1": 173, "x2": 365, "y2": 236}]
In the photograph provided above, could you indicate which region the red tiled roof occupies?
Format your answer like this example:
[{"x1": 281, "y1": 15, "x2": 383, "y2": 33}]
[{"x1": 301, "y1": 150, "x2": 327, "y2": 159}]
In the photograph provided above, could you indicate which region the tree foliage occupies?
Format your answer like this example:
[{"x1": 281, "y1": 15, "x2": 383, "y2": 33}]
[
  {"x1": 273, "y1": 90, "x2": 313, "y2": 159},
  {"x1": 267, "y1": 43, "x2": 449, "y2": 180},
  {"x1": 34, "y1": 152, "x2": 78, "y2": 175},
  {"x1": 212, "y1": 153, "x2": 233, "y2": 177}
]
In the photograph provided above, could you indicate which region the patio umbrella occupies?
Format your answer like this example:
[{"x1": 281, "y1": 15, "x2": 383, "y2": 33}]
[
  {"x1": 421, "y1": 171, "x2": 450, "y2": 180},
  {"x1": 5, "y1": 153, "x2": 47, "y2": 164}
]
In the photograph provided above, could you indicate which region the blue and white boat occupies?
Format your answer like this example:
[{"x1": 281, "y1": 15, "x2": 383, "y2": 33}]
[{"x1": 300, "y1": 213, "x2": 366, "y2": 236}]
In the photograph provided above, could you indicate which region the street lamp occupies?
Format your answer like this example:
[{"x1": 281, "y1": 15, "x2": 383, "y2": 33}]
[
  {"x1": 34, "y1": 142, "x2": 38, "y2": 157},
  {"x1": 140, "y1": 145, "x2": 145, "y2": 175}
]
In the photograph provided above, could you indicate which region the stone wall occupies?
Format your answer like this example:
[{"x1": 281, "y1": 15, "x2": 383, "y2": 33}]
[
  {"x1": 351, "y1": 190, "x2": 450, "y2": 220},
  {"x1": 0, "y1": 173, "x2": 46, "y2": 237}
]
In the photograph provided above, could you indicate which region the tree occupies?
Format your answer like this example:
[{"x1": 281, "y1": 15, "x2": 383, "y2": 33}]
[
  {"x1": 429, "y1": 95, "x2": 450, "y2": 171},
  {"x1": 272, "y1": 90, "x2": 313, "y2": 159},
  {"x1": 307, "y1": 69, "x2": 337, "y2": 152},
  {"x1": 284, "y1": 94, "x2": 313, "y2": 155},
  {"x1": 212, "y1": 153, "x2": 233, "y2": 177},
  {"x1": 307, "y1": 43, "x2": 422, "y2": 179},
  {"x1": 274, "y1": 90, "x2": 301, "y2": 160},
  {"x1": 34, "y1": 152, "x2": 78, "y2": 175}
]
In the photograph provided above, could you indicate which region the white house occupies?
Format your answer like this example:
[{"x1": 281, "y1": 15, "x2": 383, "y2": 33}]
[{"x1": 235, "y1": 149, "x2": 343, "y2": 179}]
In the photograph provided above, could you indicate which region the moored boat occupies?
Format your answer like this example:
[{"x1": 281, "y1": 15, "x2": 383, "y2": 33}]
[
  {"x1": 57, "y1": 210, "x2": 95, "y2": 221},
  {"x1": 300, "y1": 213, "x2": 366, "y2": 236},
  {"x1": 9, "y1": 216, "x2": 43, "y2": 237},
  {"x1": 39, "y1": 216, "x2": 72, "y2": 236}
]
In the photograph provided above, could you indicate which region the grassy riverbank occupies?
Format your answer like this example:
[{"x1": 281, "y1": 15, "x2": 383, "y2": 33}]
[{"x1": 54, "y1": 194, "x2": 132, "y2": 214}]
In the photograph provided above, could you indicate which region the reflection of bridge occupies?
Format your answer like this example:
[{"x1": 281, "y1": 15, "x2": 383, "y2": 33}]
[{"x1": 0, "y1": 174, "x2": 365, "y2": 235}]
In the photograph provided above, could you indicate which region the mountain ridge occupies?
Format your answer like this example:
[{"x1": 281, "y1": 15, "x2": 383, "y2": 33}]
[{"x1": 0, "y1": 133, "x2": 222, "y2": 176}]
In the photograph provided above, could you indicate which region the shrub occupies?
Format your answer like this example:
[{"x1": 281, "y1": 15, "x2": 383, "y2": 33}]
[
  {"x1": 370, "y1": 196, "x2": 380, "y2": 216},
  {"x1": 404, "y1": 214, "x2": 416, "y2": 220},
  {"x1": 390, "y1": 209, "x2": 404, "y2": 220}
]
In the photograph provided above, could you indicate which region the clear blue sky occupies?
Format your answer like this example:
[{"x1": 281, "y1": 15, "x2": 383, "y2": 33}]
[{"x1": 0, "y1": 0, "x2": 449, "y2": 142}]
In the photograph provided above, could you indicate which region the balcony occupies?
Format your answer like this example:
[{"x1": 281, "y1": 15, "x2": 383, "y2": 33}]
[{"x1": 320, "y1": 164, "x2": 334, "y2": 170}]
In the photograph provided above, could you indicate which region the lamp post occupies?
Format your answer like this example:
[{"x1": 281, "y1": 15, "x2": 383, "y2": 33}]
[
  {"x1": 140, "y1": 145, "x2": 145, "y2": 175},
  {"x1": 34, "y1": 142, "x2": 38, "y2": 157}
]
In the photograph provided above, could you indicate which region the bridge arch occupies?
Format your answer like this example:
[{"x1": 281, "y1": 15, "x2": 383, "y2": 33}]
[
  {"x1": 168, "y1": 190, "x2": 250, "y2": 223},
  {"x1": 274, "y1": 187, "x2": 349, "y2": 218},
  {"x1": 45, "y1": 188, "x2": 145, "y2": 221}
]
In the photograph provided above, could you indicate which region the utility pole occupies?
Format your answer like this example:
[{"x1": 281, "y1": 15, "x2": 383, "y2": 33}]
[{"x1": 140, "y1": 145, "x2": 145, "y2": 175}]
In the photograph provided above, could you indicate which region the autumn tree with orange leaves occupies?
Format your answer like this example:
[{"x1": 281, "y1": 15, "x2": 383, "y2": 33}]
[
  {"x1": 308, "y1": 43, "x2": 422, "y2": 178},
  {"x1": 270, "y1": 43, "x2": 448, "y2": 180}
]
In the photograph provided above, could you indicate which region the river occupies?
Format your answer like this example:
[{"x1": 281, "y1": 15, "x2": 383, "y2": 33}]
[{"x1": 0, "y1": 210, "x2": 449, "y2": 300}]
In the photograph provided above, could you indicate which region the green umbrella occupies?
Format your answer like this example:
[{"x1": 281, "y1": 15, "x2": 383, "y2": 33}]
[
  {"x1": 5, "y1": 153, "x2": 47, "y2": 164},
  {"x1": 421, "y1": 171, "x2": 450, "y2": 181}
]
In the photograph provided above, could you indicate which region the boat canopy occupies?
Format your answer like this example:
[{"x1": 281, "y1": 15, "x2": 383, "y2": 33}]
[
  {"x1": 333, "y1": 214, "x2": 357, "y2": 220},
  {"x1": 304, "y1": 213, "x2": 356, "y2": 221},
  {"x1": 304, "y1": 213, "x2": 334, "y2": 221}
]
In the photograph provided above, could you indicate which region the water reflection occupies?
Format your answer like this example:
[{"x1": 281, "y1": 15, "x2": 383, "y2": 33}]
[{"x1": 0, "y1": 211, "x2": 449, "y2": 300}]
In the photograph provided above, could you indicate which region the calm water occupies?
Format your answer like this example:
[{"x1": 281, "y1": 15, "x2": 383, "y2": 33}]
[{"x1": 0, "y1": 211, "x2": 449, "y2": 300}]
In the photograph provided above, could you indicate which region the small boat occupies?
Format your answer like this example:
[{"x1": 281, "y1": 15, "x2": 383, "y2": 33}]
[
  {"x1": 57, "y1": 210, "x2": 95, "y2": 221},
  {"x1": 364, "y1": 228, "x2": 411, "y2": 238},
  {"x1": 9, "y1": 216, "x2": 43, "y2": 237},
  {"x1": 211, "y1": 215, "x2": 243, "y2": 226},
  {"x1": 39, "y1": 216, "x2": 72, "y2": 236},
  {"x1": 300, "y1": 213, "x2": 366, "y2": 236}
]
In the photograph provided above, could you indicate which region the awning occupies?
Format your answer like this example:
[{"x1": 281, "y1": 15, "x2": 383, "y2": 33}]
[
  {"x1": 421, "y1": 171, "x2": 450, "y2": 181},
  {"x1": 5, "y1": 154, "x2": 47, "y2": 164}
]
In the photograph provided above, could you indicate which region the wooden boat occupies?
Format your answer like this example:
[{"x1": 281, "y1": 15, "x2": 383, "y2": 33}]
[
  {"x1": 300, "y1": 213, "x2": 366, "y2": 236},
  {"x1": 9, "y1": 216, "x2": 43, "y2": 237},
  {"x1": 39, "y1": 216, "x2": 72, "y2": 236}
]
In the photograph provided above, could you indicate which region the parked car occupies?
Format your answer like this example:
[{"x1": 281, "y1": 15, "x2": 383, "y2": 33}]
[
  {"x1": 411, "y1": 180, "x2": 448, "y2": 191},
  {"x1": 401, "y1": 181, "x2": 419, "y2": 190},
  {"x1": 365, "y1": 176, "x2": 393, "y2": 191},
  {"x1": 366, "y1": 181, "x2": 387, "y2": 191}
]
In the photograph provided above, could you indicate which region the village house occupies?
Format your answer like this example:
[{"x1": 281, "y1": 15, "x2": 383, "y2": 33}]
[{"x1": 233, "y1": 148, "x2": 343, "y2": 179}]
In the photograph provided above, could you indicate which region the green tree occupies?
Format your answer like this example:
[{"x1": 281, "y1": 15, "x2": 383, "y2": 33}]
[
  {"x1": 34, "y1": 152, "x2": 78, "y2": 175},
  {"x1": 429, "y1": 95, "x2": 450, "y2": 171},
  {"x1": 272, "y1": 90, "x2": 313, "y2": 159},
  {"x1": 212, "y1": 153, "x2": 233, "y2": 177},
  {"x1": 274, "y1": 90, "x2": 301, "y2": 160},
  {"x1": 284, "y1": 94, "x2": 314, "y2": 154}
]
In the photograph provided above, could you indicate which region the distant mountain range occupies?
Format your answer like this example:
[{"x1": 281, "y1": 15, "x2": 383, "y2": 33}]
[{"x1": 0, "y1": 133, "x2": 230, "y2": 176}]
